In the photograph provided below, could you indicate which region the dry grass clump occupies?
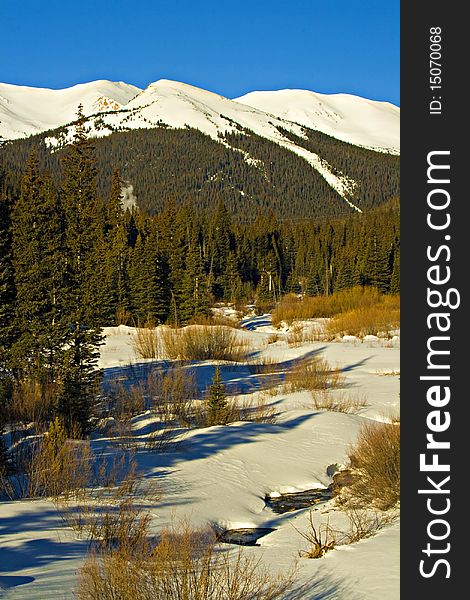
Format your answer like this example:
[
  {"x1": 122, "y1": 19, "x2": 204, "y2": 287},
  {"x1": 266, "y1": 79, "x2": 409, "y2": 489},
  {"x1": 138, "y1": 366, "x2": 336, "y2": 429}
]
[
  {"x1": 161, "y1": 325, "x2": 250, "y2": 362},
  {"x1": 309, "y1": 391, "x2": 369, "y2": 414},
  {"x1": 284, "y1": 357, "x2": 345, "y2": 394},
  {"x1": 287, "y1": 322, "x2": 305, "y2": 347},
  {"x1": 130, "y1": 324, "x2": 163, "y2": 359},
  {"x1": 189, "y1": 314, "x2": 241, "y2": 328},
  {"x1": 346, "y1": 419, "x2": 400, "y2": 510},
  {"x1": 241, "y1": 393, "x2": 278, "y2": 424},
  {"x1": 1, "y1": 418, "x2": 93, "y2": 500},
  {"x1": 326, "y1": 300, "x2": 400, "y2": 339},
  {"x1": 272, "y1": 287, "x2": 384, "y2": 326},
  {"x1": 76, "y1": 519, "x2": 297, "y2": 600},
  {"x1": 6, "y1": 379, "x2": 58, "y2": 428}
]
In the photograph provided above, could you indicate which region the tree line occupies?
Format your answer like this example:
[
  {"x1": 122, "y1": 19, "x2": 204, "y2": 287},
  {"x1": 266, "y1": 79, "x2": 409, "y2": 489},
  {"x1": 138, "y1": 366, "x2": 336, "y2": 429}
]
[{"x1": 0, "y1": 120, "x2": 400, "y2": 220}]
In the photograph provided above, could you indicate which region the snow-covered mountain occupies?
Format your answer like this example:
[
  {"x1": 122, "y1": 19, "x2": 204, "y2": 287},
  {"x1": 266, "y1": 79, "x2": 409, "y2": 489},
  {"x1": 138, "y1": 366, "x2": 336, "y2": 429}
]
[
  {"x1": 1, "y1": 78, "x2": 399, "y2": 152},
  {"x1": 0, "y1": 79, "x2": 399, "y2": 215},
  {"x1": 234, "y1": 89, "x2": 399, "y2": 153},
  {"x1": 0, "y1": 80, "x2": 140, "y2": 141}
]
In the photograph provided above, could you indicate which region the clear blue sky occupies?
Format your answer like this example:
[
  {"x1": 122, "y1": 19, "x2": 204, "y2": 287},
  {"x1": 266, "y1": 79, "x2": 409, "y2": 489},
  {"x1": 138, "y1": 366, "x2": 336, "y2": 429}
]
[{"x1": 0, "y1": 0, "x2": 399, "y2": 105}]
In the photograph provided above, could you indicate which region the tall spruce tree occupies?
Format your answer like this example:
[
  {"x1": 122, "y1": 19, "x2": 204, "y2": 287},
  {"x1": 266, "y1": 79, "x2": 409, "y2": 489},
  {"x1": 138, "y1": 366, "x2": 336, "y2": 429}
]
[
  {"x1": 390, "y1": 246, "x2": 400, "y2": 294},
  {"x1": 129, "y1": 227, "x2": 169, "y2": 324},
  {"x1": 180, "y1": 233, "x2": 209, "y2": 323},
  {"x1": 59, "y1": 107, "x2": 104, "y2": 435},
  {"x1": 0, "y1": 171, "x2": 15, "y2": 435},
  {"x1": 106, "y1": 169, "x2": 131, "y2": 322},
  {"x1": 11, "y1": 151, "x2": 65, "y2": 384}
]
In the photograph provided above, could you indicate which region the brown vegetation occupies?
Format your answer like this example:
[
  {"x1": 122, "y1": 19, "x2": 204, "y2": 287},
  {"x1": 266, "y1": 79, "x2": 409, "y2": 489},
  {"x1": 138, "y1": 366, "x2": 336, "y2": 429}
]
[
  {"x1": 76, "y1": 519, "x2": 297, "y2": 600},
  {"x1": 346, "y1": 419, "x2": 400, "y2": 509}
]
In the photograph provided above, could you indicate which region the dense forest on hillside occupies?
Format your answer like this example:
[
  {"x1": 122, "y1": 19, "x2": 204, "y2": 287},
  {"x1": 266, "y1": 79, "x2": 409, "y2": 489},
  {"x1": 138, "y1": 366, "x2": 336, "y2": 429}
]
[{"x1": 0, "y1": 121, "x2": 399, "y2": 220}]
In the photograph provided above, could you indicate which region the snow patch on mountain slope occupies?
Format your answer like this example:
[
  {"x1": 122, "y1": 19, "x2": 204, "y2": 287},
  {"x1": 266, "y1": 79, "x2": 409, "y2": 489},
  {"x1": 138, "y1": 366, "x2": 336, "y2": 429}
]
[
  {"x1": 56, "y1": 79, "x2": 358, "y2": 203},
  {"x1": 0, "y1": 80, "x2": 140, "y2": 141},
  {"x1": 234, "y1": 89, "x2": 400, "y2": 153}
]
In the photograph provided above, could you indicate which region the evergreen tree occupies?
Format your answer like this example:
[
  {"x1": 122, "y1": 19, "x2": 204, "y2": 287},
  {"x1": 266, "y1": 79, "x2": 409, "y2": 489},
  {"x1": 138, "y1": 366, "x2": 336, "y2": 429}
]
[
  {"x1": 364, "y1": 235, "x2": 391, "y2": 292},
  {"x1": 10, "y1": 151, "x2": 65, "y2": 383},
  {"x1": 129, "y1": 228, "x2": 169, "y2": 324},
  {"x1": 0, "y1": 173, "x2": 15, "y2": 442},
  {"x1": 335, "y1": 261, "x2": 354, "y2": 292},
  {"x1": 59, "y1": 108, "x2": 104, "y2": 435},
  {"x1": 180, "y1": 234, "x2": 209, "y2": 323},
  {"x1": 206, "y1": 366, "x2": 227, "y2": 425},
  {"x1": 0, "y1": 174, "x2": 15, "y2": 369},
  {"x1": 390, "y1": 246, "x2": 400, "y2": 294},
  {"x1": 105, "y1": 169, "x2": 131, "y2": 322}
]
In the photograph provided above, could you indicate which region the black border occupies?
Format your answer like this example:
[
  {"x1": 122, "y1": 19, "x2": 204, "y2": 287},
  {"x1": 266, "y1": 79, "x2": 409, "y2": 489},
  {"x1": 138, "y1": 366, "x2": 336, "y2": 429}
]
[{"x1": 401, "y1": 2, "x2": 465, "y2": 594}]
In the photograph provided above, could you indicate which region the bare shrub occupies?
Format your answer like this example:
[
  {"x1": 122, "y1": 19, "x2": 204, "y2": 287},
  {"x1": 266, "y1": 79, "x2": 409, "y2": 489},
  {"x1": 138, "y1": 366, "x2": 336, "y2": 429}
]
[
  {"x1": 145, "y1": 426, "x2": 182, "y2": 453},
  {"x1": 162, "y1": 326, "x2": 250, "y2": 362},
  {"x1": 56, "y1": 453, "x2": 160, "y2": 543},
  {"x1": 246, "y1": 356, "x2": 281, "y2": 376},
  {"x1": 1, "y1": 418, "x2": 93, "y2": 500},
  {"x1": 294, "y1": 511, "x2": 337, "y2": 559},
  {"x1": 346, "y1": 419, "x2": 400, "y2": 509},
  {"x1": 308, "y1": 391, "x2": 369, "y2": 414},
  {"x1": 340, "y1": 507, "x2": 398, "y2": 544},
  {"x1": 284, "y1": 357, "x2": 345, "y2": 394},
  {"x1": 240, "y1": 393, "x2": 277, "y2": 424},
  {"x1": 130, "y1": 324, "x2": 163, "y2": 359},
  {"x1": 189, "y1": 314, "x2": 240, "y2": 328},
  {"x1": 155, "y1": 366, "x2": 197, "y2": 426},
  {"x1": 76, "y1": 519, "x2": 297, "y2": 600},
  {"x1": 182, "y1": 326, "x2": 250, "y2": 361},
  {"x1": 106, "y1": 381, "x2": 147, "y2": 422}
]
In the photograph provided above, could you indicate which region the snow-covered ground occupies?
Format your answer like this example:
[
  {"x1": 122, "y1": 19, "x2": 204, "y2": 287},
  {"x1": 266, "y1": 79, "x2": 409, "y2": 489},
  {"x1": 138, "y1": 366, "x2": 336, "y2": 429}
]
[{"x1": 0, "y1": 317, "x2": 399, "y2": 599}]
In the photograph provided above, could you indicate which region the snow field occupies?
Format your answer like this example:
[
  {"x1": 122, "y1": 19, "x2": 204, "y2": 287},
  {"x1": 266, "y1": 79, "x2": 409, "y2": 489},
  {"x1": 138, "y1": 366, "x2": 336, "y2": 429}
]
[{"x1": 0, "y1": 317, "x2": 399, "y2": 599}]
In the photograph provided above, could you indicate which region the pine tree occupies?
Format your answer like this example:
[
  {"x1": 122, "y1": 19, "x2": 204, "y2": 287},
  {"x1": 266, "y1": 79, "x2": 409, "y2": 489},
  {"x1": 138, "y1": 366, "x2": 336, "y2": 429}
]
[
  {"x1": 10, "y1": 151, "x2": 65, "y2": 383},
  {"x1": 59, "y1": 108, "x2": 104, "y2": 436},
  {"x1": 105, "y1": 169, "x2": 131, "y2": 323},
  {"x1": 0, "y1": 173, "x2": 15, "y2": 443},
  {"x1": 0, "y1": 174, "x2": 15, "y2": 368},
  {"x1": 364, "y1": 235, "x2": 391, "y2": 292},
  {"x1": 390, "y1": 246, "x2": 400, "y2": 294},
  {"x1": 180, "y1": 234, "x2": 209, "y2": 323},
  {"x1": 335, "y1": 260, "x2": 354, "y2": 292},
  {"x1": 207, "y1": 201, "x2": 232, "y2": 299},
  {"x1": 129, "y1": 228, "x2": 169, "y2": 324},
  {"x1": 206, "y1": 366, "x2": 227, "y2": 425}
]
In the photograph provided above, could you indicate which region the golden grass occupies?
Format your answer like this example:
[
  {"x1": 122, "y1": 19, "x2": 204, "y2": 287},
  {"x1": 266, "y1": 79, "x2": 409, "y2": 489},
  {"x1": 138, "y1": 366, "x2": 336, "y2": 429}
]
[
  {"x1": 130, "y1": 325, "x2": 163, "y2": 359},
  {"x1": 284, "y1": 357, "x2": 345, "y2": 394},
  {"x1": 308, "y1": 390, "x2": 369, "y2": 414},
  {"x1": 272, "y1": 287, "x2": 385, "y2": 326},
  {"x1": 326, "y1": 298, "x2": 400, "y2": 339},
  {"x1": 161, "y1": 325, "x2": 251, "y2": 362},
  {"x1": 346, "y1": 419, "x2": 400, "y2": 510}
]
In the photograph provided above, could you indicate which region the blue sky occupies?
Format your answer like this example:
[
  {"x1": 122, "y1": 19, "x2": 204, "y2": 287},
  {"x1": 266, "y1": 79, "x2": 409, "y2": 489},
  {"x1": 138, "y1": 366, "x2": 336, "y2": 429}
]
[{"x1": 0, "y1": 0, "x2": 399, "y2": 104}]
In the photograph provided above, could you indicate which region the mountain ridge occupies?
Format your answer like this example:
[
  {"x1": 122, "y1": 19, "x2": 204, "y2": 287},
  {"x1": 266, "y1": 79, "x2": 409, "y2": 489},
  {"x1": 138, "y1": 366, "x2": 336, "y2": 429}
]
[{"x1": 0, "y1": 78, "x2": 399, "y2": 153}]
